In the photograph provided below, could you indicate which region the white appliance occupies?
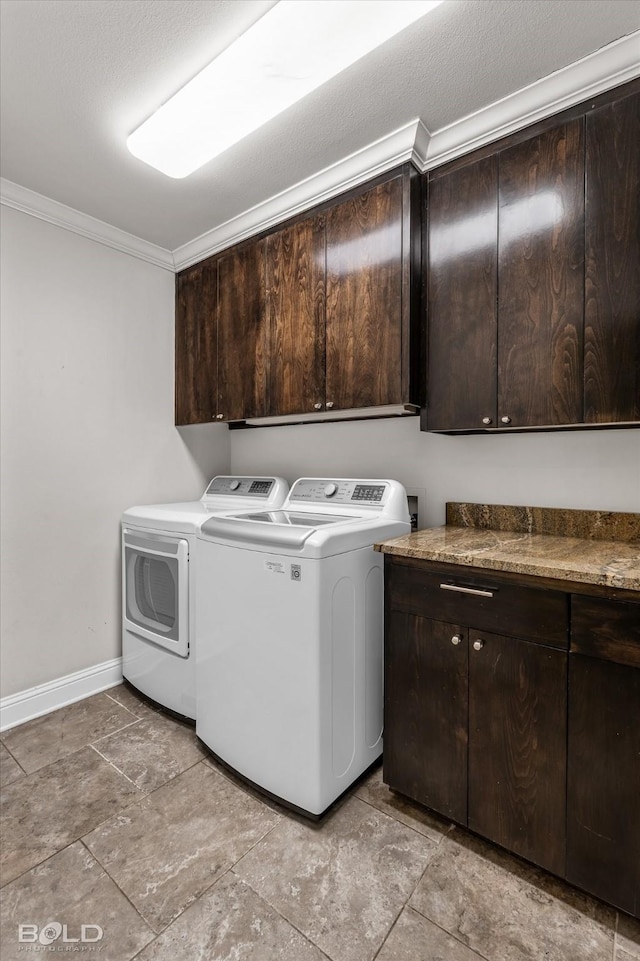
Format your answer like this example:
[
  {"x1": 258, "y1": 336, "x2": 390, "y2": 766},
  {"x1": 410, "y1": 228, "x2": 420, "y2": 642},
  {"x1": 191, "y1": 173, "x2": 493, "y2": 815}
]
[
  {"x1": 121, "y1": 476, "x2": 289, "y2": 720},
  {"x1": 195, "y1": 477, "x2": 410, "y2": 816}
]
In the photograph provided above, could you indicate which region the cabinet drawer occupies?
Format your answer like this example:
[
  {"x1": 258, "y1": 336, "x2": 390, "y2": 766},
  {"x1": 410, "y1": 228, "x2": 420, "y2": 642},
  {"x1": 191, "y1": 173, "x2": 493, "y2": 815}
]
[
  {"x1": 387, "y1": 560, "x2": 568, "y2": 648},
  {"x1": 571, "y1": 595, "x2": 640, "y2": 668}
]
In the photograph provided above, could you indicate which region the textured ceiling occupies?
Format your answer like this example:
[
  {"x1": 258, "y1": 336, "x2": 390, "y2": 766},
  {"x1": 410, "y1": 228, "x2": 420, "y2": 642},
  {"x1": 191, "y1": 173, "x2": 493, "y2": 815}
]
[{"x1": 1, "y1": 0, "x2": 639, "y2": 250}]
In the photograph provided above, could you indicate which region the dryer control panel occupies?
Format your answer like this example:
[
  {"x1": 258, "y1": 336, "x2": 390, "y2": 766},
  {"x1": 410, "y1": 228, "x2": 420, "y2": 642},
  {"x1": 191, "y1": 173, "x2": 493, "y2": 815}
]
[
  {"x1": 205, "y1": 476, "x2": 277, "y2": 498},
  {"x1": 289, "y1": 479, "x2": 389, "y2": 506}
]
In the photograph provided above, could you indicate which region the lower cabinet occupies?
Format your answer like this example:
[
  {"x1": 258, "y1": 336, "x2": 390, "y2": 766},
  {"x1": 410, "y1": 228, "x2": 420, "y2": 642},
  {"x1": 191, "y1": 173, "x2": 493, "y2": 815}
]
[
  {"x1": 384, "y1": 604, "x2": 566, "y2": 875},
  {"x1": 383, "y1": 556, "x2": 639, "y2": 916},
  {"x1": 384, "y1": 613, "x2": 468, "y2": 823},
  {"x1": 468, "y1": 630, "x2": 567, "y2": 876},
  {"x1": 566, "y1": 595, "x2": 640, "y2": 917}
]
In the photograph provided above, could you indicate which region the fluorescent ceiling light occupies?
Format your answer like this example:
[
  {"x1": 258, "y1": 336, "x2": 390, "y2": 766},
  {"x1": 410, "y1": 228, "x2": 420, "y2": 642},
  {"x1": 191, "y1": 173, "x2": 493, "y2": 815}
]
[{"x1": 127, "y1": 0, "x2": 445, "y2": 179}]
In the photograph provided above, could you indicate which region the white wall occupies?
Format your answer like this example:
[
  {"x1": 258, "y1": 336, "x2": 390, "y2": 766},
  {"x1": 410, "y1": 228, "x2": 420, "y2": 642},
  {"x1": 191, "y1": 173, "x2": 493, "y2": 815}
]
[
  {"x1": 0, "y1": 207, "x2": 230, "y2": 698},
  {"x1": 230, "y1": 416, "x2": 640, "y2": 528}
]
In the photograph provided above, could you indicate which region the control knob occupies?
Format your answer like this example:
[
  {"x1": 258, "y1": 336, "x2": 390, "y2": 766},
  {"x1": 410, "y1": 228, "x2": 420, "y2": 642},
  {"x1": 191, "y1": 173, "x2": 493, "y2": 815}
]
[
  {"x1": 229, "y1": 479, "x2": 240, "y2": 491},
  {"x1": 324, "y1": 483, "x2": 338, "y2": 498}
]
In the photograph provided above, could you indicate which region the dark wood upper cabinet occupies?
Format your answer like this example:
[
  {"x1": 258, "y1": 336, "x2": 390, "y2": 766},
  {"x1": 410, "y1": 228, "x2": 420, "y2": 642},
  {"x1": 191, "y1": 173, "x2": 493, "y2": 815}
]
[
  {"x1": 326, "y1": 176, "x2": 407, "y2": 410},
  {"x1": 267, "y1": 216, "x2": 326, "y2": 417},
  {"x1": 423, "y1": 83, "x2": 639, "y2": 433},
  {"x1": 584, "y1": 93, "x2": 640, "y2": 423},
  {"x1": 498, "y1": 120, "x2": 585, "y2": 428},
  {"x1": 175, "y1": 167, "x2": 417, "y2": 425},
  {"x1": 175, "y1": 260, "x2": 217, "y2": 425},
  {"x1": 217, "y1": 240, "x2": 268, "y2": 422},
  {"x1": 425, "y1": 157, "x2": 498, "y2": 431}
]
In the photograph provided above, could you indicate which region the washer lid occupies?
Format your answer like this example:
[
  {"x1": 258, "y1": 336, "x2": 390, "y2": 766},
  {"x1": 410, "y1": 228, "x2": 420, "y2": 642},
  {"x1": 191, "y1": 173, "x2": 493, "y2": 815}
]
[{"x1": 200, "y1": 510, "x2": 361, "y2": 549}]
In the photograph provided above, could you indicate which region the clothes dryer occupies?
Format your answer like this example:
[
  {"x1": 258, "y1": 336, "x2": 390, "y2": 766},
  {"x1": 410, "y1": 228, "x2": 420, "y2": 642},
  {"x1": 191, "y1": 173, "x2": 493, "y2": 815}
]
[{"x1": 122, "y1": 476, "x2": 288, "y2": 720}]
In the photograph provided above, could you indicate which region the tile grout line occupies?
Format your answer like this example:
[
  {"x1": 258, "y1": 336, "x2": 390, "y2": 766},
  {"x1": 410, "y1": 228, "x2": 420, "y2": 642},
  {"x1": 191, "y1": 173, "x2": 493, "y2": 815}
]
[
  {"x1": 104, "y1": 690, "x2": 158, "y2": 716},
  {"x1": 404, "y1": 903, "x2": 493, "y2": 961},
  {"x1": 230, "y1": 867, "x2": 334, "y2": 961},
  {"x1": 0, "y1": 737, "x2": 29, "y2": 776},
  {"x1": 90, "y1": 715, "x2": 144, "y2": 746},
  {"x1": 0, "y1": 839, "x2": 82, "y2": 892},
  {"x1": 353, "y1": 789, "x2": 453, "y2": 845},
  {"x1": 89, "y1": 743, "x2": 144, "y2": 789},
  {"x1": 80, "y1": 839, "x2": 157, "y2": 938},
  {"x1": 77, "y1": 837, "x2": 158, "y2": 947},
  {"x1": 370, "y1": 899, "x2": 409, "y2": 961},
  {"x1": 91, "y1": 781, "x2": 287, "y2": 949}
]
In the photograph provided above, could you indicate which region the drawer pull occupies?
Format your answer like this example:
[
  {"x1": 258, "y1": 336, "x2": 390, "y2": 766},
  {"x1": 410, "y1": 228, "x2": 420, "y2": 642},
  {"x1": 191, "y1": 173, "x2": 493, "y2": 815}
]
[{"x1": 440, "y1": 583, "x2": 494, "y2": 598}]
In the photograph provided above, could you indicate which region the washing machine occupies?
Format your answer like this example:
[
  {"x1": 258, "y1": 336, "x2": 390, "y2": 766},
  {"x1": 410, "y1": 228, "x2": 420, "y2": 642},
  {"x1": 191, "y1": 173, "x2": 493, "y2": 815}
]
[
  {"x1": 121, "y1": 476, "x2": 288, "y2": 720},
  {"x1": 195, "y1": 477, "x2": 410, "y2": 815}
]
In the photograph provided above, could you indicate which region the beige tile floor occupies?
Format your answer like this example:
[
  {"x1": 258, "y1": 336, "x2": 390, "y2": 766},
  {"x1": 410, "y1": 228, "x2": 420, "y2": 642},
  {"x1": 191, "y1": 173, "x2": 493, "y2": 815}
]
[{"x1": 1, "y1": 685, "x2": 638, "y2": 961}]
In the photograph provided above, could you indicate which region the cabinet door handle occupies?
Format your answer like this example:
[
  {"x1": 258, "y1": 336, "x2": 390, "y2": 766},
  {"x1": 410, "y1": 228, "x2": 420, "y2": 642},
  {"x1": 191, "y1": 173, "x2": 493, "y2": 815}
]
[
  {"x1": 326, "y1": 401, "x2": 334, "y2": 409},
  {"x1": 313, "y1": 403, "x2": 323, "y2": 410},
  {"x1": 451, "y1": 633, "x2": 463, "y2": 646},
  {"x1": 501, "y1": 416, "x2": 512, "y2": 425},
  {"x1": 440, "y1": 583, "x2": 494, "y2": 598},
  {"x1": 473, "y1": 639, "x2": 485, "y2": 651},
  {"x1": 482, "y1": 416, "x2": 493, "y2": 425}
]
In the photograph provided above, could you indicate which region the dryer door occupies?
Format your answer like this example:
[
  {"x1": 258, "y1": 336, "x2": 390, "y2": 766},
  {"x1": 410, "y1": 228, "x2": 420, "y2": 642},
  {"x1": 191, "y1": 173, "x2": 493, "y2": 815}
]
[{"x1": 123, "y1": 529, "x2": 189, "y2": 656}]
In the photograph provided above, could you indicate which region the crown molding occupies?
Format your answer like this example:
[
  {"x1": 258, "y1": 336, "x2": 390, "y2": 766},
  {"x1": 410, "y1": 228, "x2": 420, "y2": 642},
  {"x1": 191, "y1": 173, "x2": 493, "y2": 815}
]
[
  {"x1": 422, "y1": 31, "x2": 640, "y2": 170},
  {"x1": 3, "y1": 33, "x2": 637, "y2": 273},
  {"x1": 174, "y1": 32, "x2": 639, "y2": 269},
  {"x1": 0, "y1": 179, "x2": 175, "y2": 271},
  {"x1": 173, "y1": 118, "x2": 424, "y2": 270}
]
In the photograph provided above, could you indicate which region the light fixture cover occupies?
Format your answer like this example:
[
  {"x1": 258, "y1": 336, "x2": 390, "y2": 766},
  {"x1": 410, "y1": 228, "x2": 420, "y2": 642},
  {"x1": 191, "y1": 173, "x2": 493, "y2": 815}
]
[{"x1": 127, "y1": 0, "x2": 445, "y2": 178}]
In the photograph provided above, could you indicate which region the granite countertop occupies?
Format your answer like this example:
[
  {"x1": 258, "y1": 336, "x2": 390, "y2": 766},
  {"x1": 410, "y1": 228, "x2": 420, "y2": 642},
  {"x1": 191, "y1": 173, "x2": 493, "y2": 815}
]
[{"x1": 375, "y1": 504, "x2": 640, "y2": 592}]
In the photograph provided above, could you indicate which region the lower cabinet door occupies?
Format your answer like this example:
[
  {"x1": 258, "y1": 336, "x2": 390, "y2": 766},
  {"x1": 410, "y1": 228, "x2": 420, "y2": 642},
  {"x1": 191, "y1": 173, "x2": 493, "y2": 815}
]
[
  {"x1": 566, "y1": 654, "x2": 640, "y2": 917},
  {"x1": 468, "y1": 631, "x2": 567, "y2": 876},
  {"x1": 384, "y1": 612, "x2": 468, "y2": 823}
]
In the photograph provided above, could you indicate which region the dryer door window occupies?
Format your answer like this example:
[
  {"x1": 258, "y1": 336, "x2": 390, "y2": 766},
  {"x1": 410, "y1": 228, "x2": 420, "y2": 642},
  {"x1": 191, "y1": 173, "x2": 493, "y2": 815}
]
[
  {"x1": 128, "y1": 552, "x2": 178, "y2": 638},
  {"x1": 123, "y1": 533, "x2": 189, "y2": 656}
]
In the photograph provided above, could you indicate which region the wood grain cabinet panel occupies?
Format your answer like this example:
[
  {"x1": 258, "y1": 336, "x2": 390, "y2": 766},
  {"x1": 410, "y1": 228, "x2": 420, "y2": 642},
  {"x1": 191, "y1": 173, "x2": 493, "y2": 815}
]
[
  {"x1": 584, "y1": 93, "x2": 640, "y2": 423},
  {"x1": 383, "y1": 555, "x2": 640, "y2": 917},
  {"x1": 423, "y1": 84, "x2": 639, "y2": 433},
  {"x1": 217, "y1": 240, "x2": 268, "y2": 421},
  {"x1": 175, "y1": 167, "x2": 416, "y2": 424},
  {"x1": 267, "y1": 217, "x2": 326, "y2": 417},
  {"x1": 468, "y1": 630, "x2": 567, "y2": 876},
  {"x1": 384, "y1": 612, "x2": 468, "y2": 823},
  {"x1": 498, "y1": 120, "x2": 585, "y2": 427},
  {"x1": 426, "y1": 157, "x2": 498, "y2": 431},
  {"x1": 567, "y1": 653, "x2": 640, "y2": 916},
  {"x1": 175, "y1": 260, "x2": 217, "y2": 425},
  {"x1": 326, "y1": 177, "x2": 404, "y2": 410},
  {"x1": 384, "y1": 558, "x2": 568, "y2": 874}
]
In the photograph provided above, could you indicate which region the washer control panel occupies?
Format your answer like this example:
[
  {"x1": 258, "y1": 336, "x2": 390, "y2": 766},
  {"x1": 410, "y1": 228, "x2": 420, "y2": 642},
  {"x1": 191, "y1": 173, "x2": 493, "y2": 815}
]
[
  {"x1": 205, "y1": 477, "x2": 276, "y2": 498},
  {"x1": 289, "y1": 479, "x2": 388, "y2": 506}
]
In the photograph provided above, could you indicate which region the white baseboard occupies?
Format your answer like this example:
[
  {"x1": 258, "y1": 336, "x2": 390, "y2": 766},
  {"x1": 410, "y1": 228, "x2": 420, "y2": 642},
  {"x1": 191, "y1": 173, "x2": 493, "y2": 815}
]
[{"x1": 0, "y1": 658, "x2": 123, "y2": 733}]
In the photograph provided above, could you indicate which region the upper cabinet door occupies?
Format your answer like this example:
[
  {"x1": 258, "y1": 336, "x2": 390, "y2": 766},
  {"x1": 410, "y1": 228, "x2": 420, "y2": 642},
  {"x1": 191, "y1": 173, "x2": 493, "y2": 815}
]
[
  {"x1": 267, "y1": 216, "x2": 326, "y2": 417},
  {"x1": 498, "y1": 120, "x2": 585, "y2": 428},
  {"x1": 584, "y1": 93, "x2": 640, "y2": 423},
  {"x1": 217, "y1": 240, "x2": 268, "y2": 421},
  {"x1": 426, "y1": 157, "x2": 498, "y2": 431},
  {"x1": 175, "y1": 260, "x2": 217, "y2": 425},
  {"x1": 325, "y1": 177, "x2": 404, "y2": 410}
]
